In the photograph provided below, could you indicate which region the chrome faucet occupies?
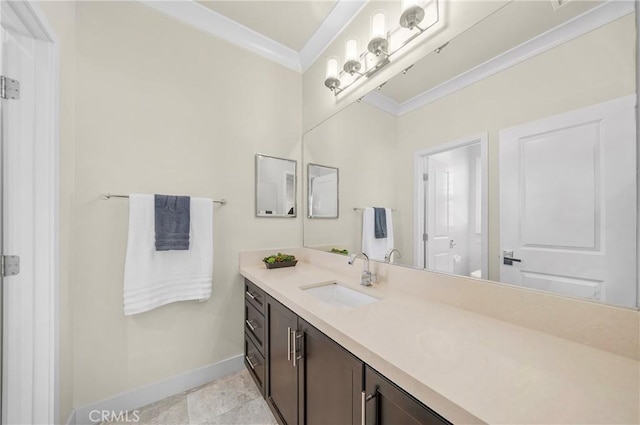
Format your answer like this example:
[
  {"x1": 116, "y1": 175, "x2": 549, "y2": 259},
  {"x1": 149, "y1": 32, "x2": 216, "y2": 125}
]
[
  {"x1": 384, "y1": 248, "x2": 402, "y2": 263},
  {"x1": 348, "y1": 252, "x2": 377, "y2": 286}
]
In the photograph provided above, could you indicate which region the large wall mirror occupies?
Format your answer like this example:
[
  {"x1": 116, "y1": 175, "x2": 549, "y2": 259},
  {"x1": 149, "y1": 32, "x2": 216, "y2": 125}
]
[
  {"x1": 303, "y1": 1, "x2": 638, "y2": 309},
  {"x1": 255, "y1": 154, "x2": 297, "y2": 217}
]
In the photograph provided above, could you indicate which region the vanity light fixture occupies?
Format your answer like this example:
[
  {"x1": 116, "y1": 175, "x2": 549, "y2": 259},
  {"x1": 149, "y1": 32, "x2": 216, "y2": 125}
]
[
  {"x1": 343, "y1": 38, "x2": 362, "y2": 75},
  {"x1": 323, "y1": 0, "x2": 439, "y2": 96},
  {"x1": 324, "y1": 57, "x2": 341, "y2": 92},
  {"x1": 400, "y1": 0, "x2": 425, "y2": 30},
  {"x1": 367, "y1": 11, "x2": 389, "y2": 57}
]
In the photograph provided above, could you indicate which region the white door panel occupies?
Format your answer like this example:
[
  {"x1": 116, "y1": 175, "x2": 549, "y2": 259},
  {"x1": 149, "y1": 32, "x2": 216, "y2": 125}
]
[
  {"x1": 520, "y1": 122, "x2": 599, "y2": 249},
  {"x1": 1, "y1": 2, "x2": 56, "y2": 423},
  {"x1": 310, "y1": 173, "x2": 337, "y2": 217},
  {"x1": 500, "y1": 95, "x2": 636, "y2": 307},
  {"x1": 427, "y1": 158, "x2": 452, "y2": 273}
]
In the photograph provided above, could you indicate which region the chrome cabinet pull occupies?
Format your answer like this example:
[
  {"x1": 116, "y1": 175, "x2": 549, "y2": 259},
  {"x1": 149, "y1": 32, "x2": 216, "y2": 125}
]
[
  {"x1": 245, "y1": 290, "x2": 256, "y2": 300},
  {"x1": 361, "y1": 391, "x2": 366, "y2": 425},
  {"x1": 362, "y1": 391, "x2": 376, "y2": 425},
  {"x1": 245, "y1": 320, "x2": 258, "y2": 332},
  {"x1": 287, "y1": 327, "x2": 292, "y2": 362},
  {"x1": 245, "y1": 355, "x2": 258, "y2": 370},
  {"x1": 293, "y1": 332, "x2": 303, "y2": 367}
]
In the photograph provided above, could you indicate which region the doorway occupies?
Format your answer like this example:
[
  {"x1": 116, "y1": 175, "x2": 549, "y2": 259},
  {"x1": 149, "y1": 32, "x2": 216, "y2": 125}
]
[
  {"x1": 1, "y1": 1, "x2": 58, "y2": 423},
  {"x1": 414, "y1": 134, "x2": 488, "y2": 279}
]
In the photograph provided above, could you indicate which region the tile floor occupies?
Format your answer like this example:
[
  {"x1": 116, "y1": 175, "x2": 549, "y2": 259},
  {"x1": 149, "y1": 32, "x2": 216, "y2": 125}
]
[{"x1": 104, "y1": 369, "x2": 277, "y2": 425}]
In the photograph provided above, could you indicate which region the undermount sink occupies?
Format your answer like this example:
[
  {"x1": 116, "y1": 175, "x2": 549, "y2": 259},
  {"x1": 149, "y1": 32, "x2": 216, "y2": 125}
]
[{"x1": 302, "y1": 282, "x2": 379, "y2": 307}]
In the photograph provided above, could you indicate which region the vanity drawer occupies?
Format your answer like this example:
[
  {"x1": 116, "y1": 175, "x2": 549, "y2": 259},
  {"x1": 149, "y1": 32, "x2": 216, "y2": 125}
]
[
  {"x1": 244, "y1": 335, "x2": 265, "y2": 395},
  {"x1": 245, "y1": 279, "x2": 265, "y2": 314},
  {"x1": 245, "y1": 301, "x2": 265, "y2": 353}
]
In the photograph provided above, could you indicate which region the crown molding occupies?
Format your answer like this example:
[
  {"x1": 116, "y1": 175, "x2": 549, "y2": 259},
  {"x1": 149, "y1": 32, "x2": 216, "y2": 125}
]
[
  {"x1": 139, "y1": 0, "x2": 367, "y2": 74},
  {"x1": 362, "y1": 91, "x2": 400, "y2": 116},
  {"x1": 299, "y1": 0, "x2": 368, "y2": 72},
  {"x1": 139, "y1": 0, "x2": 302, "y2": 71}
]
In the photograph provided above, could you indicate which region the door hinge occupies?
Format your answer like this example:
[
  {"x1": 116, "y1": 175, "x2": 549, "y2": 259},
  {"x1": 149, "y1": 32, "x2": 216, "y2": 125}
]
[
  {"x1": 2, "y1": 255, "x2": 20, "y2": 277},
  {"x1": 423, "y1": 173, "x2": 428, "y2": 181},
  {"x1": 0, "y1": 76, "x2": 20, "y2": 100},
  {"x1": 423, "y1": 233, "x2": 428, "y2": 241}
]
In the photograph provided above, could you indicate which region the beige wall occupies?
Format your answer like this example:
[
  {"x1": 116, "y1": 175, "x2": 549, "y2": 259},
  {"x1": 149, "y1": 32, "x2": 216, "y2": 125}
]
[
  {"x1": 396, "y1": 13, "x2": 636, "y2": 279},
  {"x1": 303, "y1": 102, "x2": 397, "y2": 254},
  {"x1": 42, "y1": 0, "x2": 303, "y2": 415},
  {"x1": 38, "y1": 1, "x2": 76, "y2": 422}
]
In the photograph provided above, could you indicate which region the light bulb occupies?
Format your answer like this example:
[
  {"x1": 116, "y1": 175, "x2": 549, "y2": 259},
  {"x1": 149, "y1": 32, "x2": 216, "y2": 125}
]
[
  {"x1": 371, "y1": 12, "x2": 386, "y2": 39},
  {"x1": 345, "y1": 39, "x2": 358, "y2": 62},
  {"x1": 402, "y1": 0, "x2": 419, "y2": 11},
  {"x1": 326, "y1": 57, "x2": 339, "y2": 80}
]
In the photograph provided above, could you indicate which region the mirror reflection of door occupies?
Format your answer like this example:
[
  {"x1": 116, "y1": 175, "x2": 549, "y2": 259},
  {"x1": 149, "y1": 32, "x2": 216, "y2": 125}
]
[
  {"x1": 308, "y1": 164, "x2": 338, "y2": 219},
  {"x1": 417, "y1": 137, "x2": 486, "y2": 279},
  {"x1": 426, "y1": 157, "x2": 452, "y2": 273},
  {"x1": 255, "y1": 154, "x2": 297, "y2": 217},
  {"x1": 499, "y1": 96, "x2": 636, "y2": 308},
  {"x1": 284, "y1": 172, "x2": 295, "y2": 214}
]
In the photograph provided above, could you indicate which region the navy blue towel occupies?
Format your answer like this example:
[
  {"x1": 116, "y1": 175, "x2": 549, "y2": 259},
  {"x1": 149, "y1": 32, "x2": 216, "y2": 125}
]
[
  {"x1": 373, "y1": 207, "x2": 387, "y2": 239},
  {"x1": 154, "y1": 195, "x2": 191, "y2": 251}
]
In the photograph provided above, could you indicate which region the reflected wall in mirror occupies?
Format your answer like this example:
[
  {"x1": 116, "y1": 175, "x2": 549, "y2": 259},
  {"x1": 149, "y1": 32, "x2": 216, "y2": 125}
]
[
  {"x1": 255, "y1": 154, "x2": 297, "y2": 217},
  {"x1": 307, "y1": 164, "x2": 339, "y2": 219},
  {"x1": 303, "y1": 2, "x2": 638, "y2": 309}
]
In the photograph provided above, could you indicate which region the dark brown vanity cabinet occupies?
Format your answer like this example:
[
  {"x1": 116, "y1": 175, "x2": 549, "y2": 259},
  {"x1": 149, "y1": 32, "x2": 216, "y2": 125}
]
[
  {"x1": 266, "y1": 296, "x2": 363, "y2": 425},
  {"x1": 265, "y1": 296, "x2": 300, "y2": 425},
  {"x1": 244, "y1": 279, "x2": 266, "y2": 395},
  {"x1": 243, "y1": 279, "x2": 450, "y2": 425},
  {"x1": 364, "y1": 367, "x2": 450, "y2": 425}
]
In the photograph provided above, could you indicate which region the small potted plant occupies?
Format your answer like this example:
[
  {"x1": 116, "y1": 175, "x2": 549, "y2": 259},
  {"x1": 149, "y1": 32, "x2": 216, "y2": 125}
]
[{"x1": 263, "y1": 252, "x2": 298, "y2": 269}]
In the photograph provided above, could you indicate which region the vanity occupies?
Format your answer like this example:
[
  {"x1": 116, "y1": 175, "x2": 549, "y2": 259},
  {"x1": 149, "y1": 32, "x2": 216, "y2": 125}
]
[
  {"x1": 240, "y1": 249, "x2": 639, "y2": 425},
  {"x1": 243, "y1": 274, "x2": 448, "y2": 425}
]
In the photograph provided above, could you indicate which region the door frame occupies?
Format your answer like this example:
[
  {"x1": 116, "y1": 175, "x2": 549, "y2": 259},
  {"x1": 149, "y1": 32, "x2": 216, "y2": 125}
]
[
  {"x1": 1, "y1": 1, "x2": 59, "y2": 423},
  {"x1": 413, "y1": 133, "x2": 488, "y2": 277}
]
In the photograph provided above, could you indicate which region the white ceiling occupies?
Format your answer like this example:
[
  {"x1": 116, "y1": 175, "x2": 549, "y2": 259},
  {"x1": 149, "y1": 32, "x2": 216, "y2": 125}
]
[{"x1": 197, "y1": 0, "x2": 338, "y2": 51}]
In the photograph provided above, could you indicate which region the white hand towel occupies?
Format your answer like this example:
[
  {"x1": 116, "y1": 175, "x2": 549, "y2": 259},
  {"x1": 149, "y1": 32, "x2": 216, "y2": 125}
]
[
  {"x1": 362, "y1": 207, "x2": 394, "y2": 261},
  {"x1": 123, "y1": 194, "x2": 213, "y2": 315}
]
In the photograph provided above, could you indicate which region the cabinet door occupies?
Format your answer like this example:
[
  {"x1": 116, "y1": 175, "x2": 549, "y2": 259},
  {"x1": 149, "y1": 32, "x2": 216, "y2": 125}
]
[
  {"x1": 364, "y1": 367, "x2": 450, "y2": 425},
  {"x1": 299, "y1": 319, "x2": 364, "y2": 425},
  {"x1": 266, "y1": 297, "x2": 299, "y2": 425}
]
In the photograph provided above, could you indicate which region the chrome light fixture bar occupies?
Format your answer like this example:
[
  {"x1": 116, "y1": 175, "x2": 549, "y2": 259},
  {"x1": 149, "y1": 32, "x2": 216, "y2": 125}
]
[{"x1": 324, "y1": 0, "x2": 439, "y2": 96}]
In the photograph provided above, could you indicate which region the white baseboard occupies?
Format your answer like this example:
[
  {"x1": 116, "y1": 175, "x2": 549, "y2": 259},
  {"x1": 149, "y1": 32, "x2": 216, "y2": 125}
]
[{"x1": 68, "y1": 354, "x2": 244, "y2": 425}]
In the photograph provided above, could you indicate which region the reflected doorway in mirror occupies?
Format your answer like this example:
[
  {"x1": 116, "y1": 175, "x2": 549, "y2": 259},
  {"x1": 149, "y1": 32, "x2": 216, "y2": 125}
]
[{"x1": 413, "y1": 134, "x2": 489, "y2": 280}]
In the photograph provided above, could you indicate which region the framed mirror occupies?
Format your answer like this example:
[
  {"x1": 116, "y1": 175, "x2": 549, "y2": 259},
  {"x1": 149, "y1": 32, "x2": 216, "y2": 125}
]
[
  {"x1": 307, "y1": 164, "x2": 339, "y2": 219},
  {"x1": 255, "y1": 154, "x2": 297, "y2": 217}
]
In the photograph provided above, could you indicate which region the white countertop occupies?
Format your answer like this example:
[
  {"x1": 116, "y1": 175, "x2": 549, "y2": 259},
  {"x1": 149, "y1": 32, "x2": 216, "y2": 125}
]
[{"x1": 240, "y1": 262, "x2": 640, "y2": 424}]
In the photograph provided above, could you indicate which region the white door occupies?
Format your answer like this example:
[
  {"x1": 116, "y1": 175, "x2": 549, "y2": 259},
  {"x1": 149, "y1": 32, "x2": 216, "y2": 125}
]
[
  {"x1": 310, "y1": 173, "x2": 338, "y2": 217},
  {"x1": 499, "y1": 95, "x2": 637, "y2": 307},
  {"x1": 426, "y1": 157, "x2": 452, "y2": 273},
  {"x1": 1, "y1": 2, "x2": 56, "y2": 423}
]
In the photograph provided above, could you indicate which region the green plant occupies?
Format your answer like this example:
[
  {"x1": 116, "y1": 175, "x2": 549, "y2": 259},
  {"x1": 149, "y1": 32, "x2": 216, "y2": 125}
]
[
  {"x1": 330, "y1": 248, "x2": 349, "y2": 255},
  {"x1": 263, "y1": 252, "x2": 296, "y2": 264}
]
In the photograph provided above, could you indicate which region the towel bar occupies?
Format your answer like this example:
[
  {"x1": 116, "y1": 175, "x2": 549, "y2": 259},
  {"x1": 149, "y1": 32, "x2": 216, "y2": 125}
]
[
  {"x1": 100, "y1": 194, "x2": 227, "y2": 206},
  {"x1": 353, "y1": 207, "x2": 396, "y2": 211}
]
